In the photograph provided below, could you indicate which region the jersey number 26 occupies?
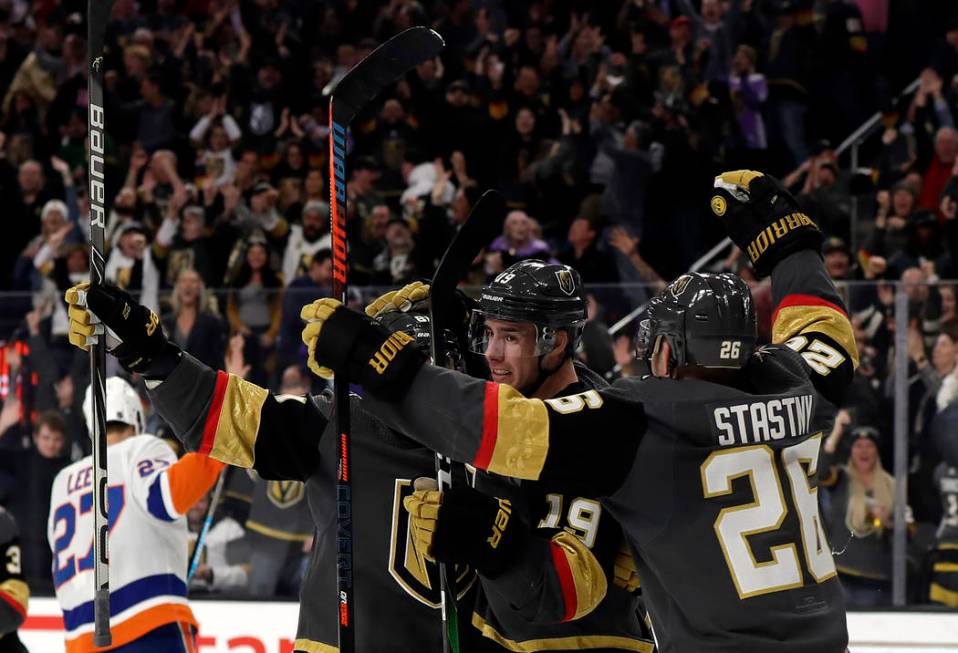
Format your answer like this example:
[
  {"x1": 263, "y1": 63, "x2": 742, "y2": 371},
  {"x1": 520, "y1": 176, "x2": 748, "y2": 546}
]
[{"x1": 701, "y1": 436, "x2": 835, "y2": 599}]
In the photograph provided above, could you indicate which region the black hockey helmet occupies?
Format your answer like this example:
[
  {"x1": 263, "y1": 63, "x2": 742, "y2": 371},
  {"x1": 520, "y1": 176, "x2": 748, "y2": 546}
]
[
  {"x1": 468, "y1": 259, "x2": 587, "y2": 357},
  {"x1": 638, "y1": 272, "x2": 756, "y2": 371},
  {"x1": 378, "y1": 301, "x2": 461, "y2": 365}
]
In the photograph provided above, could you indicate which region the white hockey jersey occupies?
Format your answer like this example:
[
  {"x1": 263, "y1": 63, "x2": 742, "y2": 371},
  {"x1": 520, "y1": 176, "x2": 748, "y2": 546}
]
[{"x1": 48, "y1": 434, "x2": 222, "y2": 652}]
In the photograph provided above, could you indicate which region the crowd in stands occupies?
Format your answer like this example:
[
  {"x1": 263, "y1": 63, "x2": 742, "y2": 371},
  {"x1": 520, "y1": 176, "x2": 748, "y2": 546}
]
[{"x1": 1, "y1": 0, "x2": 958, "y2": 608}]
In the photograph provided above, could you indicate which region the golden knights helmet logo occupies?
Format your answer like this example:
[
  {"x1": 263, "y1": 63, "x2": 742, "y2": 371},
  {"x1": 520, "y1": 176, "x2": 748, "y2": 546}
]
[
  {"x1": 266, "y1": 480, "x2": 305, "y2": 509},
  {"x1": 389, "y1": 479, "x2": 476, "y2": 607},
  {"x1": 555, "y1": 269, "x2": 576, "y2": 296},
  {"x1": 669, "y1": 274, "x2": 693, "y2": 299}
]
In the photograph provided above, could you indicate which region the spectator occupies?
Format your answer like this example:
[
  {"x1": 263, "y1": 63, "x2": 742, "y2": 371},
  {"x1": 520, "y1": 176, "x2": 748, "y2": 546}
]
[
  {"x1": 488, "y1": 210, "x2": 552, "y2": 265},
  {"x1": 190, "y1": 96, "x2": 242, "y2": 189},
  {"x1": 282, "y1": 201, "x2": 331, "y2": 286},
  {"x1": 727, "y1": 45, "x2": 769, "y2": 169},
  {"x1": 232, "y1": 181, "x2": 290, "y2": 251},
  {"x1": 349, "y1": 203, "x2": 391, "y2": 286},
  {"x1": 919, "y1": 126, "x2": 958, "y2": 216},
  {"x1": 371, "y1": 216, "x2": 422, "y2": 286},
  {"x1": 798, "y1": 162, "x2": 853, "y2": 239},
  {"x1": 2, "y1": 15, "x2": 63, "y2": 122},
  {"x1": 278, "y1": 250, "x2": 332, "y2": 374},
  {"x1": 163, "y1": 269, "x2": 226, "y2": 372},
  {"x1": 821, "y1": 411, "x2": 911, "y2": 607},
  {"x1": 226, "y1": 239, "x2": 282, "y2": 387},
  {"x1": 867, "y1": 182, "x2": 919, "y2": 272},
  {"x1": 187, "y1": 488, "x2": 251, "y2": 596},
  {"x1": 0, "y1": 410, "x2": 70, "y2": 595},
  {"x1": 348, "y1": 156, "x2": 384, "y2": 223},
  {"x1": 105, "y1": 222, "x2": 161, "y2": 314},
  {"x1": 155, "y1": 204, "x2": 222, "y2": 288},
  {"x1": 558, "y1": 217, "x2": 619, "y2": 285}
]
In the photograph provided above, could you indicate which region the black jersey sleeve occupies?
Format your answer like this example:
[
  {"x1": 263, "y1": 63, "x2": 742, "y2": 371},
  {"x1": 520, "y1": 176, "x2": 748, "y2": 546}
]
[
  {"x1": 769, "y1": 249, "x2": 859, "y2": 405},
  {"x1": 147, "y1": 352, "x2": 330, "y2": 481},
  {"x1": 364, "y1": 365, "x2": 643, "y2": 495},
  {"x1": 0, "y1": 510, "x2": 27, "y2": 636}
]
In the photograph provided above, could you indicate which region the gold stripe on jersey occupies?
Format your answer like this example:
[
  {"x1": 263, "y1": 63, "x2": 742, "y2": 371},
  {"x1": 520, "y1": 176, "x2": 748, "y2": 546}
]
[
  {"x1": 0, "y1": 579, "x2": 28, "y2": 613},
  {"x1": 552, "y1": 531, "x2": 607, "y2": 621},
  {"x1": 245, "y1": 520, "x2": 312, "y2": 542},
  {"x1": 471, "y1": 611, "x2": 655, "y2": 652},
  {"x1": 772, "y1": 305, "x2": 859, "y2": 366},
  {"x1": 930, "y1": 582, "x2": 958, "y2": 607},
  {"x1": 209, "y1": 376, "x2": 269, "y2": 468},
  {"x1": 932, "y1": 562, "x2": 958, "y2": 573},
  {"x1": 292, "y1": 639, "x2": 338, "y2": 652},
  {"x1": 489, "y1": 385, "x2": 550, "y2": 480}
]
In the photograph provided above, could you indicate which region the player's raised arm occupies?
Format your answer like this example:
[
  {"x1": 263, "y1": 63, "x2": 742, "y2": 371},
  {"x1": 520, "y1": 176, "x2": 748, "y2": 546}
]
[
  {"x1": 64, "y1": 282, "x2": 331, "y2": 481},
  {"x1": 710, "y1": 170, "x2": 859, "y2": 404},
  {"x1": 300, "y1": 297, "x2": 641, "y2": 493}
]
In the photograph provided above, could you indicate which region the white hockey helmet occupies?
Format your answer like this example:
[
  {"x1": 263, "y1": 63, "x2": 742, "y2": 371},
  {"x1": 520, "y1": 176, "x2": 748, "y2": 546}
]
[{"x1": 83, "y1": 376, "x2": 145, "y2": 435}]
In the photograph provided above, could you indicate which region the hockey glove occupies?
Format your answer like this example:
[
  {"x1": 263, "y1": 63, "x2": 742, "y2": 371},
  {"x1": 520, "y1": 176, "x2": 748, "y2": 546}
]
[
  {"x1": 364, "y1": 281, "x2": 430, "y2": 318},
  {"x1": 613, "y1": 539, "x2": 642, "y2": 593},
  {"x1": 403, "y1": 477, "x2": 528, "y2": 578},
  {"x1": 300, "y1": 298, "x2": 425, "y2": 398},
  {"x1": 711, "y1": 170, "x2": 823, "y2": 278},
  {"x1": 65, "y1": 282, "x2": 180, "y2": 378}
]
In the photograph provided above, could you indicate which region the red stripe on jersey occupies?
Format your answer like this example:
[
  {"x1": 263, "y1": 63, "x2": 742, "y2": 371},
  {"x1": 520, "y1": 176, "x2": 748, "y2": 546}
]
[
  {"x1": 0, "y1": 589, "x2": 26, "y2": 619},
  {"x1": 550, "y1": 540, "x2": 577, "y2": 622},
  {"x1": 473, "y1": 382, "x2": 500, "y2": 470},
  {"x1": 772, "y1": 293, "x2": 846, "y2": 326},
  {"x1": 199, "y1": 372, "x2": 229, "y2": 455}
]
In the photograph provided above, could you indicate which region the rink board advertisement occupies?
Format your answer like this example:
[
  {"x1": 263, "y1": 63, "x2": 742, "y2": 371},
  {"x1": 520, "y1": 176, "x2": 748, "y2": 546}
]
[{"x1": 18, "y1": 598, "x2": 958, "y2": 651}]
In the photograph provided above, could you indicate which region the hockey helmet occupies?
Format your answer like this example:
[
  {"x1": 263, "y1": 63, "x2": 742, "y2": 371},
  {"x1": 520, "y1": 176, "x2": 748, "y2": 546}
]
[
  {"x1": 377, "y1": 300, "x2": 461, "y2": 365},
  {"x1": 83, "y1": 376, "x2": 146, "y2": 435},
  {"x1": 468, "y1": 260, "x2": 587, "y2": 357},
  {"x1": 639, "y1": 273, "x2": 756, "y2": 372}
]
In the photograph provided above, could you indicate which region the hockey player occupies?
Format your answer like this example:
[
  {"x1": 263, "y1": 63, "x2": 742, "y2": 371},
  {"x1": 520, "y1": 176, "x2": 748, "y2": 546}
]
[
  {"x1": 295, "y1": 170, "x2": 858, "y2": 652},
  {"x1": 63, "y1": 283, "x2": 488, "y2": 651},
  {"x1": 0, "y1": 507, "x2": 28, "y2": 653},
  {"x1": 47, "y1": 377, "x2": 223, "y2": 652},
  {"x1": 394, "y1": 261, "x2": 653, "y2": 650}
]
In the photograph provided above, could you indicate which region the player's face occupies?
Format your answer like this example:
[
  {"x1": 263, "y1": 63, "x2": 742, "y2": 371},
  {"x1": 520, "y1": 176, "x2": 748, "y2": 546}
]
[{"x1": 483, "y1": 319, "x2": 541, "y2": 391}]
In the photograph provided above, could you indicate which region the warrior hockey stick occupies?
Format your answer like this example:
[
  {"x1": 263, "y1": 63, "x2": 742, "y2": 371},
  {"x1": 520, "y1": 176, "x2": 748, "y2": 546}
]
[
  {"x1": 429, "y1": 190, "x2": 506, "y2": 653},
  {"x1": 327, "y1": 26, "x2": 444, "y2": 652},
  {"x1": 88, "y1": 2, "x2": 115, "y2": 646},
  {"x1": 187, "y1": 467, "x2": 230, "y2": 583}
]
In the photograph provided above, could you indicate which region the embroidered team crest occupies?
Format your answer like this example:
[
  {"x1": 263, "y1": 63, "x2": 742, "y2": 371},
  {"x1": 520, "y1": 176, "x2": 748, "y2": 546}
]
[
  {"x1": 267, "y1": 480, "x2": 305, "y2": 508},
  {"x1": 670, "y1": 274, "x2": 692, "y2": 298},
  {"x1": 555, "y1": 270, "x2": 576, "y2": 296},
  {"x1": 388, "y1": 479, "x2": 476, "y2": 607}
]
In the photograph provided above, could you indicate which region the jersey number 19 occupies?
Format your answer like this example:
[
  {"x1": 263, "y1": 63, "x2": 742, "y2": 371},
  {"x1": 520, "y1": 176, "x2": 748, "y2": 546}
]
[{"x1": 701, "y1": 435, "x2": 836, "y2": 599}]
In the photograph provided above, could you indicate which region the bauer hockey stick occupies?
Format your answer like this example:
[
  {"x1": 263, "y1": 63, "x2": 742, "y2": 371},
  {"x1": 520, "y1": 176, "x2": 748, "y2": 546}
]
[
  {"x1": 88, "y1": 2, "x2": 115, "y2": 646},
  {"x1": 429, "y1": 189, "x2": 506, "y2": 653},
  {"x1": 326, "y1": 27, "x2": 444, "y2": 651},
  {"x1": 187, "y1": 467, "x2": 230, "y2": 584}
]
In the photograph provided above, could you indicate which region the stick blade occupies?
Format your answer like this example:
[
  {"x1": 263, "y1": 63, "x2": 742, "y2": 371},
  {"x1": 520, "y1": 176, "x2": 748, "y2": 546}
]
[{"x1": 328, "y1": 27, "x2": 444, "y2": 121}]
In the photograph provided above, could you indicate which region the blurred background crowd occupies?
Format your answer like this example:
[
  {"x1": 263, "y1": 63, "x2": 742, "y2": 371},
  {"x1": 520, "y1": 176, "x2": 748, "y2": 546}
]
[{"x1": 1, "y1": 0, "x2": 958, "y2": 609}]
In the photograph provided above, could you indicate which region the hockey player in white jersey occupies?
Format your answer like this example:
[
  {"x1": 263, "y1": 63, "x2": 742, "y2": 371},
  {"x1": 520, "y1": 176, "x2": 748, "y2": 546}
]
[{"x1": 48, "y1": 377, "x2": 223, "y2": 652}]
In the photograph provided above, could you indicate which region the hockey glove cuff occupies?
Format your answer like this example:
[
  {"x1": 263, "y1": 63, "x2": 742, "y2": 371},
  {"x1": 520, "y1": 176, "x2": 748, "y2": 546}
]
[
  {"x1": 301, "y1": 298, "x2": 425, "y2": 398},
  {"x1": 404, "y1": 479, "x2": 528, "y2": 578},
  {"x1": 65, "y1": 282, "x2": 180, "y2": 379},
  {"x1": 711, "y1": 170, "x2": 823, "y2": 278}
]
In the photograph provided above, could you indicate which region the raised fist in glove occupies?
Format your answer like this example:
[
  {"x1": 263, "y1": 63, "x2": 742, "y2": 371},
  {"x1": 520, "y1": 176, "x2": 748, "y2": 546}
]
[
  {"x1": 65, "y1": 282, "x2": 179, "y2": 378},
  {"x1": 711, "y1": 170, "x2": 823, "y2": 278},
  {"x1": 403, "y1": 478, "x2": 528, "y2": 577},
  {"x1": 300, "y1": 298, "x2": 425, "y2": 398}
]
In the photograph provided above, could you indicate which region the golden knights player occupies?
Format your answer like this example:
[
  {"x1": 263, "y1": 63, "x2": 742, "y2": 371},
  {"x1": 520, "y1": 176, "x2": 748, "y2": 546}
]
[
  {"x1": 62, "y1": 282, "x2": 480, "y2": 652},
  {"x1": 297, "y1": 170, "x2": 857, "y2": 652},
  {"x1": 403, "y1": 262, "x2": 652, "y2": 651},
  {"x1": 0, "y1": 508, "x2": 28, "y2": 653}
]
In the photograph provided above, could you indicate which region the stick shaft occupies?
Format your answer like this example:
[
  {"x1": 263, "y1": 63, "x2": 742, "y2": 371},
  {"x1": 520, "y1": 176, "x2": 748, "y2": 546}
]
[
  {"x1": 187, "y1": 469, "x2": 229, "y2": 583},
  {"x1": 87, "y1": 1, "x2": 113, "y2": 646}
]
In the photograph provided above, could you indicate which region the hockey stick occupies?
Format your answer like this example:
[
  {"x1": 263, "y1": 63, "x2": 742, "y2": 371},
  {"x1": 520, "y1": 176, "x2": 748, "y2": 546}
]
[
  {"x1": 326, "y1": 26, "x2": 444, "y2": 652},
  {"x1": 429, "y1": 190, "x2": 506, "y2": 653},
  {"x1": 88, "y1": 2, "x2": 115, "y2": 647},
  {"x1": 187, "y1": 467, "x2": 230, "y2": 584}
]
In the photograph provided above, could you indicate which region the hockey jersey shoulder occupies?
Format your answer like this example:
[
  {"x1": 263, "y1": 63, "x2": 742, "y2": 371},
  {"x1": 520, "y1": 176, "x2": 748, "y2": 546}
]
[{"x1": 0, "y1": 507, "x2": 17, "y2": 544}]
